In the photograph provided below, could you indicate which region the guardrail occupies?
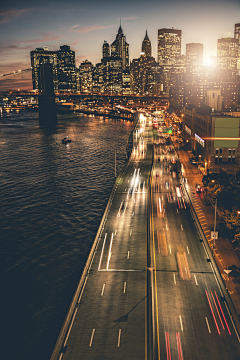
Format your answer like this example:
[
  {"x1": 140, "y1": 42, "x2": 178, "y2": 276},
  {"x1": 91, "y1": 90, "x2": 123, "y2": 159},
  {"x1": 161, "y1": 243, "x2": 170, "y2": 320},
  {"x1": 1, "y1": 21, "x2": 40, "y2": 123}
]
[
  {"x1": 182, "y1": 182, "x2": 240, "y2": 343},
  {"x1": 50, "y1": 118, "x2": 139, "y2": 360}
]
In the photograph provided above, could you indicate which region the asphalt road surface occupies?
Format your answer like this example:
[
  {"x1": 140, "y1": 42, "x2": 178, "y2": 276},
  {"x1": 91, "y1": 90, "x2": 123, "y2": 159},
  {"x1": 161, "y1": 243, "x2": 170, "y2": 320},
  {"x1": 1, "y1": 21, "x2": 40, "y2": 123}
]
[{"x1": 151, "y1": 136, "x2": 240, "y2": 360}]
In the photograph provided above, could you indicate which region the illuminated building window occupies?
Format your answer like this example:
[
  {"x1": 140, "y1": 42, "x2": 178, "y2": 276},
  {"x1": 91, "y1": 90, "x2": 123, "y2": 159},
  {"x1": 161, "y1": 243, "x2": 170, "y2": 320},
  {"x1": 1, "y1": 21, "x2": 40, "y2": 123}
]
[
  {"x1": 216, "y1": 149, "x2": 219, "y2": 154},
  {"x1": 232, "y1": 156, "x2": 235, "y2": 162},
  {"x1": 228, "y1": 156, "x2": 231, "y2": 162},
  {"x1": 215, "y1": 156, "x2": 218, "y2": 162},
  {"x1": 219, "y1": 156, "x2": 222, "y2": 162},
  {"x1": 233, "y1": 149, "x2": 236, "y2": 154},
  {"x1": 229, "y1": 149, "x2": 232, "y2": 154}
]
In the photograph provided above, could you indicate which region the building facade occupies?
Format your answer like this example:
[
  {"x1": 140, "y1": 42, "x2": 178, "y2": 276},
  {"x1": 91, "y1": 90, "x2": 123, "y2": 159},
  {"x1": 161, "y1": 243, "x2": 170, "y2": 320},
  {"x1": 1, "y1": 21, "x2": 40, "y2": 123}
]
[
  {"x1": 186, "y1": 43, "x2": 203, "y2": 75},
  {"x1": 111, "y1": 25, "x2": 129, "y2": 70},
  {"x1": 183, "y1": 105, "x2": 240, "y2": 173},
  {"x1": 57, "y1": 45, "x2": 77, "y2": 91},
  {"x1": 217, "y1": 37, "x2": 239, "y2": 74},
  {"x1": 158, "y1": 28, "x2": 182, "y2": 65}
]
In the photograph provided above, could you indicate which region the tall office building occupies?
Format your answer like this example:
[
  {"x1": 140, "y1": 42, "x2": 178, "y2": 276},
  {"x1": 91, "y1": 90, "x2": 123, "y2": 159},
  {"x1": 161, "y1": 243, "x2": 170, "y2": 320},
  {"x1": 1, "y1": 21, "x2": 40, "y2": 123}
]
[
  {"x1": 234, "y1": 23, "x2": 240, "y2": 45},
  {"x1": 111, "y1": 25, "x2": 129, "y2": 70},
  {"x1": 57, "y1": 45, "x2": 77, "y2": 91},
  {"x1": 158, "y1": 28, "x2": 181, "y2": 65},
  {"x1": 217, "y1": 37, "x2": 238, "y2": 73},
  {"x1": 130, "y1": 54, "x2": 160, "y2": 95},
  {"x1": 186, "y1": 43, "x2": 203, "y2": 74},
  {"x1": 103, "y1": 41, "x2": 110, "y2": 59},
  {"x1": 142, "y1": 30, "x2": 151, "y2": 57},
  {"x1": 30, "y1": 47, "x2": 58, "y2": 90},
  {"x1": 79, "y1": 60, "x2": 93, "y2": 93},
  {"x1": 234, "y1": 23, "x2": 240, "y2": 73}
]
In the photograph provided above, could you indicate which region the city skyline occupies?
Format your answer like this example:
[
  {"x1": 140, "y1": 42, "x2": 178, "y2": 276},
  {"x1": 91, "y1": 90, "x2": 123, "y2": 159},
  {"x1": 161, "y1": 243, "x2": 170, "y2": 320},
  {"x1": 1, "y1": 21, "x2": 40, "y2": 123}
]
[{"x1": 1, "y1": 0, "x2": 240, "y2": 75}]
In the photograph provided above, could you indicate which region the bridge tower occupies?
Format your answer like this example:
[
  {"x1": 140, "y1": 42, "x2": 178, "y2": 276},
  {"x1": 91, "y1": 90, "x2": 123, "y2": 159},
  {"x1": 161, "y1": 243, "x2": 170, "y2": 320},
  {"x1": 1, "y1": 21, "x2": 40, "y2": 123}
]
[{"x1": 38, "y1": 62, "x2": 57, "y2": 127}]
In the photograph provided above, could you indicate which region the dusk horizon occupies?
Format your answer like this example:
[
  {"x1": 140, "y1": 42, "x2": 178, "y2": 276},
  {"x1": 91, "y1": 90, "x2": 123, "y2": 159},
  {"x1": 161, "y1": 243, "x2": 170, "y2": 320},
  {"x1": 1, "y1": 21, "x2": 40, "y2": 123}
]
[{"x1": 1, "y1": 0, "x2": 240, "y2": 74}]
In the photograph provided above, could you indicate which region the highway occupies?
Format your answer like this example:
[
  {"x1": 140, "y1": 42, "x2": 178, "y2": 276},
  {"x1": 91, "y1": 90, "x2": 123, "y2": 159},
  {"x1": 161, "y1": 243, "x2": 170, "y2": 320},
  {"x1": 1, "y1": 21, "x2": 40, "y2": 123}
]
[
  {"x1": 56, "y1": 114, "x2": 153, "y2": 360},
  {"x1": 150, "y1": 127, "x2": 240, "y2": 359},
  {"x1": 52, "y1": 113, "x2": 240, "y2": 360}
]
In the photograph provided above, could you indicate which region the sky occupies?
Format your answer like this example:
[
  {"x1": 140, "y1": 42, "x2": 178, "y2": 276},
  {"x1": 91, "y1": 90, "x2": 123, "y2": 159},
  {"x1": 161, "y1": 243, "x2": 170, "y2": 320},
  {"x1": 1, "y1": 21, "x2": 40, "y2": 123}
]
[{"x1": 0, "y1": 0, "x2": 240, "y2": 75}]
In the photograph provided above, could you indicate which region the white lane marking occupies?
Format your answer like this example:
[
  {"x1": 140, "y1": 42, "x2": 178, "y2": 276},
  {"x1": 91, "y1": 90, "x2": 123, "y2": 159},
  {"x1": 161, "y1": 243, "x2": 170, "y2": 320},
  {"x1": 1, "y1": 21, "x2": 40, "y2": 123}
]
[
  {"x1": 194, "y1": 275, "x2": 198, "y2": 286},
  {"x1": 117, "y1": 329, "x2": 122, "y2": 347},
  {"x1": 132, "y1": 212, "x2": 134, "y2": 217},
  {"x1": 130, "y1": 229, "x2": 132, "y2": 236},
  {"x1": 205, "y1": 317, "x2": 211, "y2": 333},
  {"x1": 115, "y1": 229, "x2": 117, "y2": 235},
  {"x1": 123, "y1": 282, "x2": 127, "y2": 294},
  {"x1": 161, "y1": 186, "x2": 162, "y2": 189},
  {"x1": 89, "y1": 329, "x2": 95, "y2": 347},
  {"x1": 186, "y1": 246, "x2": 190, "y2": 254},
  {"x1": 166, "y1": 224, "x2": 168, "y2": 230},
  {"x1": 98, "y1": 233, "x2": 107, "y2": 271},
  {"x1": 169, "y1": 245, "x2": 172, "y2": 254},
  {"x1": 179, "y1": 315, "x2": 183, "y2": 332},
  {"x1": 173, "y1": 273, "x2": 176, "y2": 284},
  {"x1": 177, "y1": 209, "x2": 179, "y2": 213},
  {"x1": 181, "y1": 225, "x2": 183, "y2": 231},
  {"x1": 106, "y1": 233, "x2": 114, "y2": 270},
  {"x1": 101, "y1": 284, "x2": 105, "y2": 296},
  {"x1": 127, "y1": 251, "x2": 130, "y2": 259}
]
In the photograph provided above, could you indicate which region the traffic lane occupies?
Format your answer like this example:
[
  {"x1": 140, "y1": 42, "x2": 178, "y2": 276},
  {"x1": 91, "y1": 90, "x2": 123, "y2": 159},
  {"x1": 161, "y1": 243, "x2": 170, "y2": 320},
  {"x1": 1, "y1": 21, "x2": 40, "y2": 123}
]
[
  {"x1": 168, "y1": 204, "x2": 212, "y2": 274},
  {"x1": 62, "y1": 271, "x2": 146, "y2": 360},
  {"x1": 108, "y1": 193, "x2": 147, "y2": 270},
  {"x1": 156, "y1": 271, "x2": 240, "y2": 360}
]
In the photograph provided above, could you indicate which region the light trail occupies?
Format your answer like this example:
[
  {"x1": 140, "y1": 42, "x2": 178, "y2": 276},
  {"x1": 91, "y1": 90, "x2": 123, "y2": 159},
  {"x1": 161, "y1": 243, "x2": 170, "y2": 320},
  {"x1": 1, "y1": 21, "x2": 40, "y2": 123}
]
[
  {"x1": 214, "y1": 291, "x2": 231, "y2": 335},
  {"x1": 165, "y1": 331, "x2": 171, "y2": 360},
  {"x1": 173, "y1": 273, "x2": 176, "y2": 284},
  {"x1": 179, "y1": 315, "x2": 183, "y2": 332},
  {"x1": 205, "y1": 317, "x2": 211, "y2": 333},
  {"x1": 210, "y1": 288, "x2": 225, "y2": 330},
  {"x1": 205, "y1": 290, "x2": 220, "y2": 334},
  {"x1": 123, "y1": 282, "x2": 126, "y2": 294}
]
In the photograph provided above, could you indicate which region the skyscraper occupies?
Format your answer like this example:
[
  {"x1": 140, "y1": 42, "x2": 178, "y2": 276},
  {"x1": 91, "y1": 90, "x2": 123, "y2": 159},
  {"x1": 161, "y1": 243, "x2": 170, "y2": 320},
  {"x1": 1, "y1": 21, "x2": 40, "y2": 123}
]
[
  {"x1": 234, "y1": 23, "x2": 240, "y2": 45},
  {"x1": 186, "y1": 43, "x2": 203, "y2": 74},
  {"x1": 57, "y1": 45, "x2": 77, "y2": 91},
  {"x1": 158, "y1": 28, "x2": 181, "y2": 65},
  {"x1": 102, "y1": 41, "x2": 110, "y2": 59},
  {"x1": 217, "y1": 37, "x2": 238, "y2": 73},
  {"x1": 111, "y1": 25, "x2": 129, "y2": 70},
  {"x1": 142, "y1": 30, "x2": 151, "y2": 57},
  {"x1": 79, "y1": 60, "x2": 93, "y2": 93}
]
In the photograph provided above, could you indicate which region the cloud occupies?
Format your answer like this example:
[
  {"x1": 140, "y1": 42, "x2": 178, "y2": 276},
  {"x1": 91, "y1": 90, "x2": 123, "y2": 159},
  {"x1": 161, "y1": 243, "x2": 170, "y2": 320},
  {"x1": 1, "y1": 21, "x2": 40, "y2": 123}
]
[
  {"x1": 0, "y1": 8, "x2": 33, "y2": 24},
  {"x1": 0, "y1": 33, "x2": 62, "y2": 54},
  {"x1": 70, "y1": 24, "x2": 113, "y2": 33}
]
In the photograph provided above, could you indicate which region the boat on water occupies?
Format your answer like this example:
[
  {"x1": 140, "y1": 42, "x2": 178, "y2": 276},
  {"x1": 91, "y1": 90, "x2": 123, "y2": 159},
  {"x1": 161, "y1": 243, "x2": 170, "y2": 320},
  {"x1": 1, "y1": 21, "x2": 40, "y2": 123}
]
[{"x1": 62, "y1": 136, "x2": 72, "y2": 144}]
